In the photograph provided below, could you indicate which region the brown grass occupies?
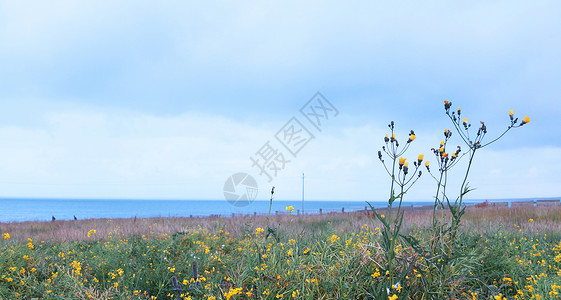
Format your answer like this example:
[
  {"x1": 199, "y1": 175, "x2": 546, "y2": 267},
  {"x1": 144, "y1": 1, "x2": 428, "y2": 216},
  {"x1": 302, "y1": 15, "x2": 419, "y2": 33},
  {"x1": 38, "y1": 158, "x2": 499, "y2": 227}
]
[{"x1": 1, "y1": 205, "x2": 560, "y2": 243}]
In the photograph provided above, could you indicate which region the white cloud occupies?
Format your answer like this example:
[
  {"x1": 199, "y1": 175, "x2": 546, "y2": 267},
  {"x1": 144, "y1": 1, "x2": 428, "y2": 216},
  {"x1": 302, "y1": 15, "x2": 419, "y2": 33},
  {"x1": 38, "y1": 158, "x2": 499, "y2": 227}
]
[
  {"x1": 0, "y1": 107, "x2": 271, "y2": 199},
  {"x1": 0, "y1": 104, "x2": 556, "y2": 202}
]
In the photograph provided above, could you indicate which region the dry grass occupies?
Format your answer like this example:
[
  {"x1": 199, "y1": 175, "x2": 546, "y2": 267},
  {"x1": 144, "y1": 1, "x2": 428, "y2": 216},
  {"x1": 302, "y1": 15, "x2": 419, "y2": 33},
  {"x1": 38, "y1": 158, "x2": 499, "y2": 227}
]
[{"x1": 2, "y1": 204, "x2": 560, "y2": 243}]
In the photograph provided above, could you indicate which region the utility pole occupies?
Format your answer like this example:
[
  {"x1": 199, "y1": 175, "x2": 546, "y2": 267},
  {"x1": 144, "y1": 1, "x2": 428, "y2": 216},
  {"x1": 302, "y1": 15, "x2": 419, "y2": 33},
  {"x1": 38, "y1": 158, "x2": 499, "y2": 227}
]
[{"x1": 302, "y1": 173, "x2": 305, "y2": 214}]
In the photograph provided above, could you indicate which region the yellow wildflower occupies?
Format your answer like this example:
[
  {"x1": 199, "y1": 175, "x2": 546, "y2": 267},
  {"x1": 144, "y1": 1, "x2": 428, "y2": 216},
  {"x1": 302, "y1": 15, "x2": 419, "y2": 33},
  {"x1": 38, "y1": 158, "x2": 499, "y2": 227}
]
[
  {"x1": 398, "y1": 157, "x2": 406, "y2": 166},
  {"x1": 418, "y1": 154, "x2": 424, "y2": 163},
  {"x1": 3, "y1": 233, "x2": 9, "y2": 240},
  {"x1": 521, "y1": 116, "x2": 530, "y2": 125}
]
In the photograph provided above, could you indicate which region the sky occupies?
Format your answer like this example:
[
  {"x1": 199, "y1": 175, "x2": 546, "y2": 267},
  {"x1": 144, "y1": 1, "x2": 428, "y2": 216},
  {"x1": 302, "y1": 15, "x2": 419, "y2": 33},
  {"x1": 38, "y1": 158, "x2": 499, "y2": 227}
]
[{"x1": 0, "y1": 1, "x2": 559, "y2": 202}]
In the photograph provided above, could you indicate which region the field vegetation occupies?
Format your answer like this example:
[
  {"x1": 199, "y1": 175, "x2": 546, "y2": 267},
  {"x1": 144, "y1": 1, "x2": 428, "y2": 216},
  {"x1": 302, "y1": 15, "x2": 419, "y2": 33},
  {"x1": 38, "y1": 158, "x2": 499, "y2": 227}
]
[{"x1": 1, "y1": 205, "x2": 561, "y2": 299}]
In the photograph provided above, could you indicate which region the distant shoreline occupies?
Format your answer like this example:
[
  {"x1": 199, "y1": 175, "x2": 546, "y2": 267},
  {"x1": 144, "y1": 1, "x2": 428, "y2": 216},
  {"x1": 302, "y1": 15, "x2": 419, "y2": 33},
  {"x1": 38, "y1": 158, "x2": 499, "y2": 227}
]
[{"x1": 1, "y1": 198, "x2": 559, "y2": 225}]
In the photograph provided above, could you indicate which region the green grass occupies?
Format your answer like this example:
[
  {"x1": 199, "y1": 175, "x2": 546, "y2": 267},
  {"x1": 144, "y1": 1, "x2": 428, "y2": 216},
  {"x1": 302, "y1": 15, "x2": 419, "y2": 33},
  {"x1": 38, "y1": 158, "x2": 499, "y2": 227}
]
[{"x1": 1, "y1": 206, "x2": 561, "y2": 299}]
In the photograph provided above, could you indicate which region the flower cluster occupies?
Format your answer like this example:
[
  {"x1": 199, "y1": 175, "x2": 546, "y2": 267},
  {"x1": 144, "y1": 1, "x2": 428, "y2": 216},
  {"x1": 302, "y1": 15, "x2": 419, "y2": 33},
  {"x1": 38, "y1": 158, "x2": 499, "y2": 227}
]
[
  {"x1": 427, "y1": 128, "x2": 462, "y2": 174},
  {"x1": 378, "y1": 121, "x2": 423, "y2": 192}
]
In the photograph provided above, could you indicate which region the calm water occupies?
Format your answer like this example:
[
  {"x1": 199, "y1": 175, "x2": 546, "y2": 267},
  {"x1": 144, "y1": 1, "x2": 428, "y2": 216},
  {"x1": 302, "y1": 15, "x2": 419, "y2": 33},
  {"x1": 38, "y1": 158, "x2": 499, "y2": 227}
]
[
  {"x1": 1, "y1": 197, "x2": 557, "y2": 223},
  {"x1": 0, "y1": 198, "x2": 438, "y2": 222}
]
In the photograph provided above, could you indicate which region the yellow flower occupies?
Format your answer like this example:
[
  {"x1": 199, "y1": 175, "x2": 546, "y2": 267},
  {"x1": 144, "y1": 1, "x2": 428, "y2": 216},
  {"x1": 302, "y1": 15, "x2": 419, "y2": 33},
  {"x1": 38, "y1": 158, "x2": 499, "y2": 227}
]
[
  {"x1": 404, "y1": 162, "x2": 408, "y2": 168},
  {"x1": 440, "y1": 141, "x2": 445, "y2": 146},
  {"x1": 27, "y1": 242, "x2": 34, "y2": 250},
  {"x1": 408, "y1": 134, "x2": 416, "y2": 142},
  {"x1": 285, "y1": 206, "x2": 294, "y2": 213},
  {"x1": 442, "y1": 152, "x2": 449, "y2": 158},
  {"x1": 521, "y1": 116, "x2": 530, "y2": 125},
  {"x1": 425, "y1": 161, "x2": 430, "y2": 167},
  {"x1": 418, "y1": 154, "x2": 424, "y2": 163},
  {"x1": 528, "y1": 218, "x2": 534, "y2": 223},
  {"x1": 389, "y1": 294, "x2": 398, "y2": 300},
  {"x1": 70, "y1": 261, "x2": 82, "y2": 276},
  {"x1": 255, "y1": 227, "x2": 265, "y2": 235},
  {"x1": 399, "y1": 157, "x2": 406, "y2": 166},
  {"x1": 3, "y1": 233, "x2": 9, "y2": 240},
  {"x1": 87, "y1": 229, "x2": 96, "y2": 238},
  {"x1": 509, "y1": 110, "x2": 514, "y2": 117},
  {"x1": 463, "y1": 118, "x2": 468, "y2": 125},
  {"x1": 329, "y1": 234, "x2": 340, "y2": 244},
  {"x1": 439, "y1": 147, "x2": 444, "y2": 153}
]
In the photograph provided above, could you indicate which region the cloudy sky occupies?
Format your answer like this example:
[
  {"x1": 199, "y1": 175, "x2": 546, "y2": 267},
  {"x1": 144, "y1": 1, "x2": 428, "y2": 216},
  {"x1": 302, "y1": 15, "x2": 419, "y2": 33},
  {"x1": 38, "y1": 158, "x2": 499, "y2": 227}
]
[{"x1": 0, "y1": 1, "x2": 559, "y2": 202}]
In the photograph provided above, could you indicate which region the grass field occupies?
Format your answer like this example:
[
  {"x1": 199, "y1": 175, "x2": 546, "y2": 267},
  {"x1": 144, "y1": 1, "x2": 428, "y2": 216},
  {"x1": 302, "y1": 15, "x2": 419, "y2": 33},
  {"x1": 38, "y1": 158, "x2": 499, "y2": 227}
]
[{"x1": 1, "y1": 205, "x2": 561, "y2": 299}]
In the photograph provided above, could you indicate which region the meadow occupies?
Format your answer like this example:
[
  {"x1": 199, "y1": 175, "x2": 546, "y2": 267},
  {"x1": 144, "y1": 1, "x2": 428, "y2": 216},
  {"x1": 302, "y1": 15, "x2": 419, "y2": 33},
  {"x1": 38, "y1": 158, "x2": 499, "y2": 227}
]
[{"x1": 1, "y1": 205, "x2": 561, "y2": 300}]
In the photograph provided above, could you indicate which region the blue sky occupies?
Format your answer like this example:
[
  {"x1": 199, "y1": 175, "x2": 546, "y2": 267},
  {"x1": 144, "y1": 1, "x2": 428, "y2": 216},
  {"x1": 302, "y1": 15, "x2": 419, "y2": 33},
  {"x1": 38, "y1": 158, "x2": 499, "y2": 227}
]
[{"x1": 0, "y1": 1, "x2": 559, "y2": 201}]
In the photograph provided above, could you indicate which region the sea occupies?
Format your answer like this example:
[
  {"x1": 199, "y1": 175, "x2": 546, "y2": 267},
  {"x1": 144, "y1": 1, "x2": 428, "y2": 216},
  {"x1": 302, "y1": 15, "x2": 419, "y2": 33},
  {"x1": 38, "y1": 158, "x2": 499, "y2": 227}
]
[
  {"x1": 0, "y1": 198, "x2": 436, "y2": 223},
  {"x1": 0, "y1": 197, "x2": 558, "y2": 223}
]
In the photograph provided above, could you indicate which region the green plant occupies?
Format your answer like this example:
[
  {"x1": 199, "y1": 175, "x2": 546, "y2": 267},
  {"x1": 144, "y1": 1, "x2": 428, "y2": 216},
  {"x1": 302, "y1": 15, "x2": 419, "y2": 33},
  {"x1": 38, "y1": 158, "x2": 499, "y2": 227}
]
[
  {"x1": 412, "y1": 100, "x2": 531, "y2": 297},
  {"x1": 371, "y1": 121, "x2": 423, "y2": 297}
]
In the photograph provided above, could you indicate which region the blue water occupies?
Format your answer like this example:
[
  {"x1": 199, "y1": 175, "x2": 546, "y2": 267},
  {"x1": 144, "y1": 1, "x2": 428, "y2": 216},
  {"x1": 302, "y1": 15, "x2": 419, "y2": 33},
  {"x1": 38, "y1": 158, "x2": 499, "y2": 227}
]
[
  {"x1": 1, "y1": 197, "x2": 558, "y2": 223},
  {"x1": 0, "y1": 198, "x2": 437, "y2": 222}
]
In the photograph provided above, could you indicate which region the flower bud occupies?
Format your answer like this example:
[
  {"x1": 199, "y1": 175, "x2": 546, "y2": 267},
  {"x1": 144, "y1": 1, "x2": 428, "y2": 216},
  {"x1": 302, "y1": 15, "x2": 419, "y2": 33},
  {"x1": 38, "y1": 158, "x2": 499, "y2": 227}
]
[{"x1": 521, "y1": 116, "x2": 530, "y2": 125}]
